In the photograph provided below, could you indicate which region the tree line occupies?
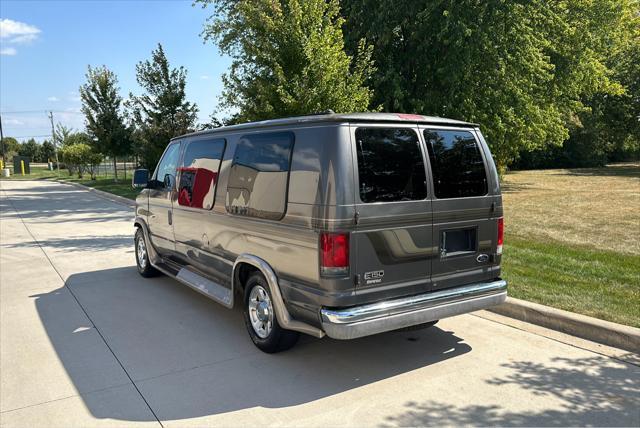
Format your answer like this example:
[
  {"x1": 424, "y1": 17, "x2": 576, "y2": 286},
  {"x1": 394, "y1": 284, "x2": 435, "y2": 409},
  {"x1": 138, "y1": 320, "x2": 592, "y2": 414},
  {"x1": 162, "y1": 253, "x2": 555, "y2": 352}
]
[
  {"x1": 199, "y1": 0, "x2": 639, "y2": 173},
  {"x1": 2, "y1": 0, "x2": 638, "y2": 177},
  {"x1": 76, "y1": 43, "x2": 199, "y2": 181}
]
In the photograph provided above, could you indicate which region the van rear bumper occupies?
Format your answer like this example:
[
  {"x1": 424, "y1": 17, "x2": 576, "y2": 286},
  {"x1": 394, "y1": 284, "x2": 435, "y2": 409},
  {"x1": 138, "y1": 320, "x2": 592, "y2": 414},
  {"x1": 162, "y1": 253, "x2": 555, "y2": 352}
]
[{"x1": 320, "y1": 279, "x2": 507, "y2": 340}]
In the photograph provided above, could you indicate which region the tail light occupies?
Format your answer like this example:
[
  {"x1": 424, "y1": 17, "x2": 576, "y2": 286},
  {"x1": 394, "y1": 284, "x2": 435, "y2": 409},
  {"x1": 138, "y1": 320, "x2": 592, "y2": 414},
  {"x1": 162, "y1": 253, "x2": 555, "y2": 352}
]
[
  {"x1": 497, "y1": 217, "x2": 504, "y2": 255},
  {"x1": 320, "y1": 232, "x2": 350, "y2": 276}
]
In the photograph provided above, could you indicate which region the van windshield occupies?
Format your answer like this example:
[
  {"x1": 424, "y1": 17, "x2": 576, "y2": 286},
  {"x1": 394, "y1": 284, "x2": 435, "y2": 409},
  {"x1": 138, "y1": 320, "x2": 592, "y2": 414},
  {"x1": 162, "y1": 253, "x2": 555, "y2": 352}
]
[{"x1": 355, "y1": 127, "x2": 427, "y2": 203}]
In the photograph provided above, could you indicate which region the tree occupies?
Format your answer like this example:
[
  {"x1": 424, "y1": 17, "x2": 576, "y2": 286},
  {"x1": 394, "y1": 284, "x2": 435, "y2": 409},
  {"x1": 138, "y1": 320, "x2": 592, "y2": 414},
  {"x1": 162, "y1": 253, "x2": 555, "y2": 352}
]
[
  {"x1": 18, "y1": 139, "x2": 42, "y2": 161},
  {"x1": 127, "y1": 43, "x2": 198, "y2": 171},
  {"x1": 40, "y1": 140, "x2": 56, "y2": 163},
  {"x1": 80, "y1": 65, "x2": 131, "y2": 181},
  {"x1": 63, "y1": 131, "x2": 92, "y2": 148},
  {"x1": 1, "y1": 137, "x2": 20, "y2": 162},
  {"x1": 568, "y1": 5, "x2": 640, "y2": 165},
  {"x1": 341, "y1": 0, "x2": 632, "y2": 173},
  {"x1": 196, "y1": 0, "x2": 376, "y2": 122},
  {"x1": 54, "y1": 124, "x2": 73, "y2": 147}
]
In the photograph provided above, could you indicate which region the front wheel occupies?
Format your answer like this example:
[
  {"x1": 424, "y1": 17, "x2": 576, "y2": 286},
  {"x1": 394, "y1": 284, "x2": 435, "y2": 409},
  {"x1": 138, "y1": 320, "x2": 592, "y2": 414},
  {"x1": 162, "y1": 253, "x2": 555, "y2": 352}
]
[
  {"x1": 243, "y1": 272, "x2": 299, "y2": 353},
  {"x1": 135, "y1": 228, "x2": 159, "y2": 278}
]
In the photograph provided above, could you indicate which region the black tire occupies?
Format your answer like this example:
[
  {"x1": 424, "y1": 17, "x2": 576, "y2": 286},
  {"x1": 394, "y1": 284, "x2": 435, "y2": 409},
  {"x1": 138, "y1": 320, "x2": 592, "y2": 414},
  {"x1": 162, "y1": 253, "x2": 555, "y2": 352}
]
[
  {"x1": 243, "y1": 272, "x2": 299, "y2": 353},
  {"x1": 396, "y1": 320, "x2": 439, "y2": 332},
  {"x1": 135, "y1": 228, "x2": 159, "y2": 278}
]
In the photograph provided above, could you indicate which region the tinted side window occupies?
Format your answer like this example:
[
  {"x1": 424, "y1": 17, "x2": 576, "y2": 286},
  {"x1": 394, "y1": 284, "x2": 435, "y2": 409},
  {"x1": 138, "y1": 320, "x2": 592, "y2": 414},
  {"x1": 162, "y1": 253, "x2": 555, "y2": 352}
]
[
  {"x1": 355, "y1": 127, "x2": 427, "y2": 203},
  {"x1": 177, "y1": 138, "x2": 226, "y2": 209},
  {"x1": 424, "y1": 129, "x2": 488, "y2": 198},
  {"x1": 226, "y1": 132, "x2": 294, "y2": 220},
  {"x1": 154, "y1": 142, "x2": 181, "y2": 189}
]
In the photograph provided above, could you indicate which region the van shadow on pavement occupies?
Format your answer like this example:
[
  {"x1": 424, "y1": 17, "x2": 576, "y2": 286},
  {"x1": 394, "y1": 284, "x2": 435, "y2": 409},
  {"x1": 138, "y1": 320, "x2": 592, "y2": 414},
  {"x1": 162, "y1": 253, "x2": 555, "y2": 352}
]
[{"x1": 31, "y1": 266, "x2": 472, "y2": 422}]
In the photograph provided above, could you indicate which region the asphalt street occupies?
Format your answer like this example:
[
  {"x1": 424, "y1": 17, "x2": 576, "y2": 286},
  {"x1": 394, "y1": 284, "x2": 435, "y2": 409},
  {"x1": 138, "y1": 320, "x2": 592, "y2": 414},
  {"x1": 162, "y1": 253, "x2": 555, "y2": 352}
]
[{"x1": 1, "y1": 179, "x2": 638, "y2": 427}]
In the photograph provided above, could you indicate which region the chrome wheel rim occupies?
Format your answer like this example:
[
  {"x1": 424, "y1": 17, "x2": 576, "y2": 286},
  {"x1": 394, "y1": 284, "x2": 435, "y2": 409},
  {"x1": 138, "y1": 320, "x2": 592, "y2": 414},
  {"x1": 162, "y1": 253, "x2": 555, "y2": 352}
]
[
  {"x1": 248, "y1": 285, "x2": 273, "y2": 338},
  {"x1": 137, "y1": 236, "x2": 147, "y2": 269}
]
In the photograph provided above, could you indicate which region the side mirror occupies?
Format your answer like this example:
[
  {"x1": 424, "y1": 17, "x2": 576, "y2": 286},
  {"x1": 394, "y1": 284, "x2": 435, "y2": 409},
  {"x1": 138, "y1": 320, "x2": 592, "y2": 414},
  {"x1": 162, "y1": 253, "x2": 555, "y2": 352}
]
[
  {"x1": 132, "y1": 169, "x2": 149, "y2": 189},
  {"x1": 163, "y1": 173, "x2": 175, "y2": 189}
]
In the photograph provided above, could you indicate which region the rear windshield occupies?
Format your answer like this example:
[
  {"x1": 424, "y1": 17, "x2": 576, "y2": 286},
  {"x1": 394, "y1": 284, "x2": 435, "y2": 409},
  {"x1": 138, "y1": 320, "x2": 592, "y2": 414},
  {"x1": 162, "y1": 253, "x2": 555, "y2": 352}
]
[
  {"x1": 424, "y1": 129, "x2": 488, "y2": 198},
  {"x1": 355, "y1": 127, "x2": 427, "y2": 203}
]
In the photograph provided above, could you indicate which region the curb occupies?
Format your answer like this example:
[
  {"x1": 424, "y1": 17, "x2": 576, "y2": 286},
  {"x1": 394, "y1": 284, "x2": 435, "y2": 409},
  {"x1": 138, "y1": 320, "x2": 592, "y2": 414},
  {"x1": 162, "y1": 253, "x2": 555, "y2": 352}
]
[
  {"x1": 489, "y1": 297, "x2": 640, "y2": 354},
  {"x1": 58, "y1": 180, "x2": 136, "y2": 208}
]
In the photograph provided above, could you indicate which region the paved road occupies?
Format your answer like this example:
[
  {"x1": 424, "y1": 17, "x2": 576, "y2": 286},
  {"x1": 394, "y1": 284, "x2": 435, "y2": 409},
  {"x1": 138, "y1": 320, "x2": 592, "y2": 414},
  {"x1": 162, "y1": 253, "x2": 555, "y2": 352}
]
[{"x1": 1, "y1": 180, "x2": 638, "y2": 427}]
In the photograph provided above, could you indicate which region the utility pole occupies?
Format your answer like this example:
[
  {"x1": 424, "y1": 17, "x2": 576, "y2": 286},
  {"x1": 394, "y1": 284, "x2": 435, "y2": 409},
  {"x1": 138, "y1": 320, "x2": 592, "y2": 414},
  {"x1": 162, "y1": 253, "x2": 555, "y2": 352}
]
[
  {"x1": 48, "y1": 111, "x2": 60, "y2": 176},
  {"x1": 0, "y1": 113, "x2": 5, "y2": 166}
]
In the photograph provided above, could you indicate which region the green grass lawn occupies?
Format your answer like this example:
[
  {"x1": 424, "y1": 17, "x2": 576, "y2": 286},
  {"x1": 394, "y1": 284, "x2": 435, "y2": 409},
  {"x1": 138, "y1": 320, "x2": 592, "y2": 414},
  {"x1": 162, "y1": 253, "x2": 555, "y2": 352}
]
[
  {"x1": 502, "y1": 163, "x2": 639, "y2": 327},
  {"x1": 502, "y1": 235, "x2": 639, "y2": 327}
]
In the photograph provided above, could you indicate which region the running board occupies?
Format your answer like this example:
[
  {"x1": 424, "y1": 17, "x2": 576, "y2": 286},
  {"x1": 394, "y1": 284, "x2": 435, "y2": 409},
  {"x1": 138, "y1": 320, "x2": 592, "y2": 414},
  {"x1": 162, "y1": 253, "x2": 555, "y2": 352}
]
[{"x1": 153, "y1": 261, "x2": 234, "y2": 308}]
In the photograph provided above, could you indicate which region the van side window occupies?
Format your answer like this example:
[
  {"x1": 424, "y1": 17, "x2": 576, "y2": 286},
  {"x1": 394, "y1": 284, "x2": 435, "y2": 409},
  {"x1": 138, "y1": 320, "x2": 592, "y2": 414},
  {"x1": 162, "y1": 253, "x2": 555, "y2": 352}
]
[
  {"x1": 355, "y1": 128, "x2": 427, "y2": 203},
  {"x1": 154, "y1": 142, "x2": 181, "y2": 189},
  {"x1": 424, "y1": 129, "x2": 488, "y2": 198},
  {"x1": 226, "y1": 131, "x2": 294, "y2": 220},
  {"x1": 177, "y1": 139, "x2": 226, "y2": 209}
]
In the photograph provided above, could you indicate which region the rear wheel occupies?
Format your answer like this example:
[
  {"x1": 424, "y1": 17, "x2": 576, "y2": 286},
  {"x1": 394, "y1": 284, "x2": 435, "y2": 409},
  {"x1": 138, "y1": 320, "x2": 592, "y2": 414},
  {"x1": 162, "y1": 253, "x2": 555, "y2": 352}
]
[
  {"x1": 135, "y1": 228, "x2": 159, "y2": 278},
  {"x1": 243, "y1": 272, "x2": 299, "y2": 353}
]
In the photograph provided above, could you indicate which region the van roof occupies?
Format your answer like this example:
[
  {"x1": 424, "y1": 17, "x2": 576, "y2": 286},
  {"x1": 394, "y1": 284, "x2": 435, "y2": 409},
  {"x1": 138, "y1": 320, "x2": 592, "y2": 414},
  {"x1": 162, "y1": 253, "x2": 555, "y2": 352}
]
[{"x1": 174, "y1": 112, "x2": 479, "y2": 140}]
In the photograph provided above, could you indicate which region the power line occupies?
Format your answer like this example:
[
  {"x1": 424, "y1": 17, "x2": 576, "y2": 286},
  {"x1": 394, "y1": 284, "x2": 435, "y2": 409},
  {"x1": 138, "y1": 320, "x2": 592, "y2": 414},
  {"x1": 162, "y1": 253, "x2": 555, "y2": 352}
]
[
  {"x1": 11, "y1": 134, "x2": 53, "y2": 139},
  {"x1": 0, "y1": 110, "x2": 83, "y2": 115}
]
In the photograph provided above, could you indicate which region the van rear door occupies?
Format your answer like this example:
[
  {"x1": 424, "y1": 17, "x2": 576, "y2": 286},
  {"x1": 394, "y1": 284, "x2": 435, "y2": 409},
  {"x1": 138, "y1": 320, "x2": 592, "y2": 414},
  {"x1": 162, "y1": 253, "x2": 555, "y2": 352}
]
[
  {"x1": 421, "y1": 126, "x2": 498, "y2": 290},
  {"x1": 351, "y1": 124, "x2": 434, "y2": 298}
]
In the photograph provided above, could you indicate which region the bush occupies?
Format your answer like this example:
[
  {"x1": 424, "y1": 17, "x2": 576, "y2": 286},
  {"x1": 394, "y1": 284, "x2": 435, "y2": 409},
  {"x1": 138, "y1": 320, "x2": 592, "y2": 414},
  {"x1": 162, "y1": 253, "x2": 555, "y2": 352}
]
[{"x1": 60, "y1": 144, "x2": 103, "y2": 179}]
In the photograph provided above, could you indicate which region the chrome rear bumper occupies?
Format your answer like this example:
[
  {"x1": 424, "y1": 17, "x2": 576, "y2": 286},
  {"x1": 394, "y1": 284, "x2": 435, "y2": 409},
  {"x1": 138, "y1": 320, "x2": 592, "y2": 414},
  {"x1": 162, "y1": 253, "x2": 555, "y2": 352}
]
[{"x1": 320, "y1": 279, "x2": 507, "y2": 340}]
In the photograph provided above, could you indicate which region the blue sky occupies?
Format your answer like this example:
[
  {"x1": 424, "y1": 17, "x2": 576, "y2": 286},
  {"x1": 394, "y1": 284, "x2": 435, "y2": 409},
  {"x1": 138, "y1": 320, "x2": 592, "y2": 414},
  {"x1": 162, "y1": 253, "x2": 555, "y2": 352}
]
[{"x1": 0, "y1": 0, "x2": 230, "y2": 142}]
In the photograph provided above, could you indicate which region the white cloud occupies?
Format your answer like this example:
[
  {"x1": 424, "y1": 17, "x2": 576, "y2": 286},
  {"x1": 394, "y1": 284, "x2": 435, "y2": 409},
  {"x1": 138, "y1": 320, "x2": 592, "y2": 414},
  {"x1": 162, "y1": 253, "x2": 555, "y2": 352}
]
[
  {"x1": 9, "y1": 33, "x2": 39, "y2": 44},
  {"x1": 200, "y1": 75, "x2": 210, "y2": 80},
  {"x1": 0, "y1": 47, "x2": 16, "y2": 56},
  {"x1": 47, "y1": 96, "x2": 59, "y2": 102},
  {"x1": 0, "y1": 19, "x2": 41, "y2": 55},
  {"x1": 5, "y1": 118, "x2": 24, "y2": 125},
  {"x1": 0, "y1": 19, "x2": 41, "y2": 42}
]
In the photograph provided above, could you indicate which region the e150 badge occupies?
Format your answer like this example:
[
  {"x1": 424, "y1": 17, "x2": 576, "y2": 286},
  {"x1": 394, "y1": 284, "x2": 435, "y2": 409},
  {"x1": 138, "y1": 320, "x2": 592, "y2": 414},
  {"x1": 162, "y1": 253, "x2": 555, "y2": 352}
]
[{"x1": 364, "y1": 270, "x2": 385, "y2": 285}]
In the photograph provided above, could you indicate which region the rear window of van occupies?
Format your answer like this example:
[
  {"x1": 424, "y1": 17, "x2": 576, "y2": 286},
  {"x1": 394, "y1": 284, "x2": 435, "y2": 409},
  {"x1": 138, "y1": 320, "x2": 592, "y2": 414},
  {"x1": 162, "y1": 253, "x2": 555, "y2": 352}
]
[
  {"x1": 355, "y1": 127, "x2": 428, "y2": 203},
  {"x1": 424, "y1": 129, "x2": 488, "y2": 198}
]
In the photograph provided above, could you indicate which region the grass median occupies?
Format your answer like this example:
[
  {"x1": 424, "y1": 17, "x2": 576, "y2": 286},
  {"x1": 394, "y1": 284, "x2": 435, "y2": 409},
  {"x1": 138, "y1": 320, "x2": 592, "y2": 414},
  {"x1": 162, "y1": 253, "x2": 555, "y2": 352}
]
[{"x1": 502, "y1": 162, "x2": 640, "y2": 327}]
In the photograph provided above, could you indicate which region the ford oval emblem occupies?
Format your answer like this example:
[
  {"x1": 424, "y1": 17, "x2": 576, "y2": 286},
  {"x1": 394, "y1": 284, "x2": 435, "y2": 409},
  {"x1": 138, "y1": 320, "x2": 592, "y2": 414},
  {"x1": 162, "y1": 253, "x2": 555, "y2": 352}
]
[{"x1": 476, "y1": 254, "x2": 489, "y2": 263}]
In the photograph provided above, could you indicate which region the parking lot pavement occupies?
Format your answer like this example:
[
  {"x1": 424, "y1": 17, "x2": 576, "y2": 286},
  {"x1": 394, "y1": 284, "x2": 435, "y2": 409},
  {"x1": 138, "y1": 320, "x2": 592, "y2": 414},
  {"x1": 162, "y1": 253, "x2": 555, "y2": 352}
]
[{"x1": 1, "y1": 180, "x2": 639, "y2": 427}]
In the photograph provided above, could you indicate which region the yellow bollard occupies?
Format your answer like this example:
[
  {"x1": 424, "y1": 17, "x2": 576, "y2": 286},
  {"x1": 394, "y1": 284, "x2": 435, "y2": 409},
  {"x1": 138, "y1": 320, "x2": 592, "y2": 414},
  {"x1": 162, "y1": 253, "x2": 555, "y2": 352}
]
[
  {"x1": 20, "y1": 160, "x2": 25, "y2": 176},
  {"x1": 0, "y1": 159, "x2": 3, "y2": 170}
]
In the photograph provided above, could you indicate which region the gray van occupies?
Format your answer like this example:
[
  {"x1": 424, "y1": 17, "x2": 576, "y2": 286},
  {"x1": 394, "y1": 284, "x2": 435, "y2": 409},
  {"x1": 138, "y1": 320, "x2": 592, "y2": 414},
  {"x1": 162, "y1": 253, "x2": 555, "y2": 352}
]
[{"x1": 132, "y1": 112, "x2": 507, "y2": 353}]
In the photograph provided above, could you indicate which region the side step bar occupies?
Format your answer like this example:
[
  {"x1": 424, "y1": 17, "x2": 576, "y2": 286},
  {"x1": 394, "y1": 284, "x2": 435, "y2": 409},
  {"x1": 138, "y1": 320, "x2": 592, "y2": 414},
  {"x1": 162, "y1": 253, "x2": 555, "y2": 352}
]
[
  {"x1": 153, "y1": 261, "x2": 234, "y2": 309},
  {"x1": 136, "y1": 221, "x2": 325, "y2": 338}
]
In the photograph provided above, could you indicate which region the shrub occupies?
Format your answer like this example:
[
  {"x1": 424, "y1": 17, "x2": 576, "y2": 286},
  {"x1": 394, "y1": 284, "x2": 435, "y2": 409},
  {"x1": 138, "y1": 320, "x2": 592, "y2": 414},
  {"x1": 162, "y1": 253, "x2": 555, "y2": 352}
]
[{"x1": 60, "y1": 144, "x2": 103, "y2": 179}]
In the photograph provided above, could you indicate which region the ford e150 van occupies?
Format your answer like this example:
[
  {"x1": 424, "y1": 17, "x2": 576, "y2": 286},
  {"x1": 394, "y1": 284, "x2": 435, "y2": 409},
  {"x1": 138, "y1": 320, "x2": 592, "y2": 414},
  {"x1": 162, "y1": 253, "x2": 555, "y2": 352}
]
[{"x1": 132, "y1": 112, "x2": 507, "y2": 353}]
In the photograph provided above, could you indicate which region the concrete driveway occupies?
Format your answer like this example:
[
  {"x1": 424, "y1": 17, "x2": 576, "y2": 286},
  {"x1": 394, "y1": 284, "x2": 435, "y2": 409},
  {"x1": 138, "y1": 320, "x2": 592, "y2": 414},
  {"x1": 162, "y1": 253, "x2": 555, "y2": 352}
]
[{"x1": 1, "y1": 179, "x2": 638, "y2": 427}]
